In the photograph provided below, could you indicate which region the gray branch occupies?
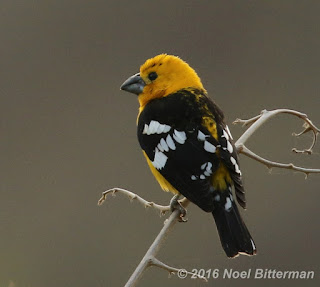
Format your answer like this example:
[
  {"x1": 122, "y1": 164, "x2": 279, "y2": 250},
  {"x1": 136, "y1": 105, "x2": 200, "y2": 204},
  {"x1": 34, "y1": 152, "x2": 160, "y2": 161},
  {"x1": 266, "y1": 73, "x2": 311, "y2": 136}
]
[{"x1": 234, "y1": 109, "x2": 320, "y2": 175}]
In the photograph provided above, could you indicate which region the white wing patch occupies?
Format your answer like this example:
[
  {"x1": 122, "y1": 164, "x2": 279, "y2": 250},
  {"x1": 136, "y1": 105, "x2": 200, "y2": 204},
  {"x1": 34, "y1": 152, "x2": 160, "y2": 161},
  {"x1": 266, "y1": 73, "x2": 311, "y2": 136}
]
[
  {"x1": 197, "y1": 130, "x2": 207, "y2": 141},
  {"x1": 197, "y1": 130, "x2": 216, "y2": 154},
  {"x1": 221, "y1": 129, "x2": 230, "y2": 141},
  {"x1": 173, "y1": 130, "x2": 186, "y2": 144},
  {"x1": 157, "y1": 142, "x2": 164, "y2": 152},
  {"x1": 230, "y1": 156, "x2": 242, "y2": 175},
  {"x1": 191, "y1": 161, "x2": 213, "y2": 180},
  {"x1": 200, "y1": 162, "x2": 207, "y2": 170},
  {"x1": 250, "y1": 239, "x2": 256, "y2": 251},
  {"x1": 204, "y1": 141, "x2": 216, "y2": 153},
  {"x1": 166, "y1": 134, "x2": 176, "y2": 150},
  {"x1": 225, "y1": 197, "x2": 232, "y2": 211},
  {"x1": 143, "y1": 120, "x2": 171, "y2": 135},
  {"x1": 157, "y1": 122, "x2": 171, "y2": 134},
  {"x1": 220, "y1": 126, "x2": 243, "y2": 177},
  {"x1": 221, "y1": 127, "x2": 234, "y2": 154},
  {"x1": 160, "y1": 138, "x2": 169, "y2": 152},
  {"x1": 146, "y1": 122, "x2": 188, "y2": 170},
  {"x1": 152, "y1": 148, "x2": 168, "y2": 170},
  {"x1": 225, "y1": 125, "x2": 233, "y2": 140},
  {"x1": 149, "y1": 120, "x2": 159, "y2": 134},
  {"x1": 226, "y1": 140, "x2": 233, "y2": 153}
]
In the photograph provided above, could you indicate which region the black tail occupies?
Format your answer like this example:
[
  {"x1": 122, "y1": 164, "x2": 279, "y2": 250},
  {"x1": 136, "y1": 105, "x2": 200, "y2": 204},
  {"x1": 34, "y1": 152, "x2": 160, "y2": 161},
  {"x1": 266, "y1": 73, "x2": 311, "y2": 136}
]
[{"x1": 212, "y1": 192, "x2": 257, "y2": 258}]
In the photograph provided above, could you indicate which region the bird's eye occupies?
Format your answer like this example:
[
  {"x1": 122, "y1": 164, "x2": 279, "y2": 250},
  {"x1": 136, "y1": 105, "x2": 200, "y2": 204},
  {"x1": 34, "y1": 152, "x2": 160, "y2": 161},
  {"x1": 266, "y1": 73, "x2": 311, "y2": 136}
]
[{"x1": 148, "y1": 72, "x2": 158, "y2": 81}]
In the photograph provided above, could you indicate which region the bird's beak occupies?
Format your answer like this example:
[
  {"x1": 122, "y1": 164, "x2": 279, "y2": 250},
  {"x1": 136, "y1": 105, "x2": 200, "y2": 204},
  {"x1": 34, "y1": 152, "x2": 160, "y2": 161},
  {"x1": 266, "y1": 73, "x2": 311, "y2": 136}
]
[{"x1": 120, "y1": 73, "x2": 146, "y2": 95}]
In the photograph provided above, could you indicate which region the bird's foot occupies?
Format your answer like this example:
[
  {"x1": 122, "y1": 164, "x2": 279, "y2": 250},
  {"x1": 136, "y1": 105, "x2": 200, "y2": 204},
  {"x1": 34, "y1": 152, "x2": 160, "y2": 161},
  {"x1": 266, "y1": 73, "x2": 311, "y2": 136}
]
[{"x1": 170, "y1": 195, "x2": 187, "y2": 222}]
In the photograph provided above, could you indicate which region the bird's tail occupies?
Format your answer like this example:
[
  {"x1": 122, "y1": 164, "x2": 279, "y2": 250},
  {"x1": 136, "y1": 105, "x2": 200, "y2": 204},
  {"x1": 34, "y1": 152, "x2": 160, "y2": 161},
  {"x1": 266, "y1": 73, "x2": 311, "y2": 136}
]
[{"x1": 212, "y1": 191, "x2": 257, "y2": 258}]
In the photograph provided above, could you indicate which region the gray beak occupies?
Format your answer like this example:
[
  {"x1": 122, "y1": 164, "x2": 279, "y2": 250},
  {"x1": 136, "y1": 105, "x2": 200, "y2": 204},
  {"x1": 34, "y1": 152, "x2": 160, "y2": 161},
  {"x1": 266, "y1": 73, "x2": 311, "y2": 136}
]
[{"x1": 120, "y1": 73, "x2": 146, "y2": 95}]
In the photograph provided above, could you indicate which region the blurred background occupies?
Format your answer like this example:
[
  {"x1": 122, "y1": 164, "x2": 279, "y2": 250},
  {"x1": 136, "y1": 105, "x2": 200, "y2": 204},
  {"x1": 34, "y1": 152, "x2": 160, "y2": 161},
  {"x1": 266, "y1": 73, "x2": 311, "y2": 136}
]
[{"x1": 1, "y1": 1, "x2": 319, "y2": 286}]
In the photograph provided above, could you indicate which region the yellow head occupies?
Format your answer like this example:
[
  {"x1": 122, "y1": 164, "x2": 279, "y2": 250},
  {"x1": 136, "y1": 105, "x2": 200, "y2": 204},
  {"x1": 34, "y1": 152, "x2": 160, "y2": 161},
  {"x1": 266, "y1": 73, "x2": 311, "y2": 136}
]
[{"x1": 120, "y1": 54, "x2": 205, "y2": 108}]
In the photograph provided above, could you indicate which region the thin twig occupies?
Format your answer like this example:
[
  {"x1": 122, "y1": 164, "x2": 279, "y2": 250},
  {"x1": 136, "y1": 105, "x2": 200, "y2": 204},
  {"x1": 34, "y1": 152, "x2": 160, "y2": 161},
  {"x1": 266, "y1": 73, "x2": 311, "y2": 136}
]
[
  {"x1": 98, "y1": 187, "x2": 171, "y2": 215},
  {"x1": 150, "y1": 257, "x2": 207, "y2": 282},
  {"x1": 292, "y1": 123, "x2": 317, "y2": 154},
  {"x1": 98, "y1": 187, "x2": 189, "y2": 216},
  {"x1": 239, "y1": 145, "x2": 320, "y2": 178}
]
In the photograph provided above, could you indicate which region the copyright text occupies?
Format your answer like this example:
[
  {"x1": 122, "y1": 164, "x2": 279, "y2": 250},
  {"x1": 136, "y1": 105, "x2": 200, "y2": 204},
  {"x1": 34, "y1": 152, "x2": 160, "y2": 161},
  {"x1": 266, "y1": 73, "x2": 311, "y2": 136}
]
[{"x1": 177, "y1": 268, "x2": 315, "y2": 280}]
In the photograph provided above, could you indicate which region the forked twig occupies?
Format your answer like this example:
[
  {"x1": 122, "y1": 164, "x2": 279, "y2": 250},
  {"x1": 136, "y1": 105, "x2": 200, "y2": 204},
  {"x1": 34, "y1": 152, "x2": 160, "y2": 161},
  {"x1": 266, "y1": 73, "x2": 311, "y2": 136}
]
[
  {"x1": 234, "y1": 109, "x2": 320, "y2": 177},
  {"x1": 98, "y1": 187, "x2": 189, "y2": 215},
  {"x1": 98, "y1": 187, "x2": 170, "y2": 215},
  {"x1": 150, "y1": 257, "x2": 207, "y2": 282},
  {"x1": 234, "y1": 109, "x2": 320, "y2": 155},
  {"x1": 239, "y1": 145, "x2": 320, "y2": 179}
]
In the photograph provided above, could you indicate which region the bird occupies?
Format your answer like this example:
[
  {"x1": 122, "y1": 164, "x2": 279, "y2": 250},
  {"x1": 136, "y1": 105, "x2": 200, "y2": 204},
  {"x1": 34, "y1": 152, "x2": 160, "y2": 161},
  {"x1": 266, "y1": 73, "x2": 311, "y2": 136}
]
[{"x1": 120, "y1": 54, "x2": 257, "y2": 258}]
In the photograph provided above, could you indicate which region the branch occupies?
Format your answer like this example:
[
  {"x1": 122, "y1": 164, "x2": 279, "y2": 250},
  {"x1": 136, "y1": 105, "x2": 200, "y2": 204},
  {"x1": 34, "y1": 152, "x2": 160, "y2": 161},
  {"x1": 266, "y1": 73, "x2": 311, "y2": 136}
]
[
  {"x1": 234, "y1": 109, "x2": 320, "y2": 154},
  {"x1": 239, "y1": 145, "x2": 320, "y2": 178},
  {"x1": 150, "y1": 257, "x2": 207, "y2": 282},
  {"x1": 98, "y1": 187, "x2": 189, "y2": 215},
  {"x1": 234, "y1": 109, "x2": 320, "y2": 175},
  {"x1": 98, "y1": 187, "x2": 170, "y2": 215}
]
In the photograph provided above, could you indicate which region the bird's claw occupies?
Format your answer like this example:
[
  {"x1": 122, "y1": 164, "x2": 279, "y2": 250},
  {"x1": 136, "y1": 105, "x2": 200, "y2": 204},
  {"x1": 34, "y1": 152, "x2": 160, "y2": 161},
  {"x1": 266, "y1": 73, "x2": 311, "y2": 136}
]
[{"x1": 170, "y1": 195, "x2": 187, "y2": 222}]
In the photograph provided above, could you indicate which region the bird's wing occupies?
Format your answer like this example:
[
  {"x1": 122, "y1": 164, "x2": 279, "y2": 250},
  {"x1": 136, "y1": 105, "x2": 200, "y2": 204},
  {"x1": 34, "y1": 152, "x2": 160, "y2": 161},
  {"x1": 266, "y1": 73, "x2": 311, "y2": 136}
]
[
  {"x1": 215, "y1": 123, "x2": 246, "y2": 208},
  {"x1": 138, "y1": 118, "x2": 221, "y2": 212}
]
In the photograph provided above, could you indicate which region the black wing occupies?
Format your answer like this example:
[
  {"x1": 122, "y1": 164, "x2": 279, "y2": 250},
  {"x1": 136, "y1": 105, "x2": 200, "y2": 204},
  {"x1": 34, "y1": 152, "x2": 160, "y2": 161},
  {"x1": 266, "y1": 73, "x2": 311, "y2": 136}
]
[
  {"x1": 203, "y1": 96, "x2": 246, "y2": 209},
  {"x1": 216, "y1": 124, "x2": 246, "y2": 208}
]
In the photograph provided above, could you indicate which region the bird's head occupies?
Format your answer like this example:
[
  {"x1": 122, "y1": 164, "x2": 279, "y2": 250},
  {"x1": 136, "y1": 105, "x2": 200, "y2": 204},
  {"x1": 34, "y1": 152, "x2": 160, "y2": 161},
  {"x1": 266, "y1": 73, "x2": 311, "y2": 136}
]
[{"x1": 120, "y1": 54, "x2": 204, "y2": 108}]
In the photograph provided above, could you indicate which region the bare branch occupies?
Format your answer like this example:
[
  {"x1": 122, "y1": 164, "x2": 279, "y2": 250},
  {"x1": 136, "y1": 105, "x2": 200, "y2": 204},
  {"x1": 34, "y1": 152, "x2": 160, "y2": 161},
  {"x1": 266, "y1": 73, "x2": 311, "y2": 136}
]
[
  {"x1": 98, "y1": 187, "x2": 189, "y2": 216},
  {"x1": 239, "y1": 144, "x2": 320, "y2": 178},
  {"x1": 292, "y1": 123, "x2": 318, "y2": 154},
  {"x1": 234, "y1": 109, "x2": 320, "y2": 155},
  {"x1": 234, "y1": 109, "x2": 319, "y2": 174},
  {"x1": 98, "y1": 187, "x2": 170, "y2": 215},
  {"x1": 233, "y1": 113, "x2": 262, "y2": 127}
]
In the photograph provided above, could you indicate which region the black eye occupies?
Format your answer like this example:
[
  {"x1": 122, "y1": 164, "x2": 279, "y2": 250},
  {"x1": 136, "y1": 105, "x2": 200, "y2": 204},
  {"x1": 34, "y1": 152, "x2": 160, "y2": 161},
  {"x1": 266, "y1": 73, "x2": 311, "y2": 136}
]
[{"x1": 148, "y1": 72, "x2": 158, "y2": 81}]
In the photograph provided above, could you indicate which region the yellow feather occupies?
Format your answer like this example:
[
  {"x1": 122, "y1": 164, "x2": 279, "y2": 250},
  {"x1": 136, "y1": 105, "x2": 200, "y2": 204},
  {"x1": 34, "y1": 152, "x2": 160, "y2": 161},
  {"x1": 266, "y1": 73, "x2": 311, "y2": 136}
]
[
  {"x1": 211, "y1": 164, "x2": 232, "y2": 190},
  {"x1": 202, "y1": 116, "x2": 218, "y2": 140},
  {"x1": 142, "y1": 151, "x2": 180, "y2": 195}
]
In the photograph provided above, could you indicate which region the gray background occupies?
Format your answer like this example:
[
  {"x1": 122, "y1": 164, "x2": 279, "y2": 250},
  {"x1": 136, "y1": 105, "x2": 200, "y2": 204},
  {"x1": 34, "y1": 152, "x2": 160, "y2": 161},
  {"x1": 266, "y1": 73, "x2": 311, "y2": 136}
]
[{"x1": 1, "y1": 1, "x2": 319, "y2": 286}]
